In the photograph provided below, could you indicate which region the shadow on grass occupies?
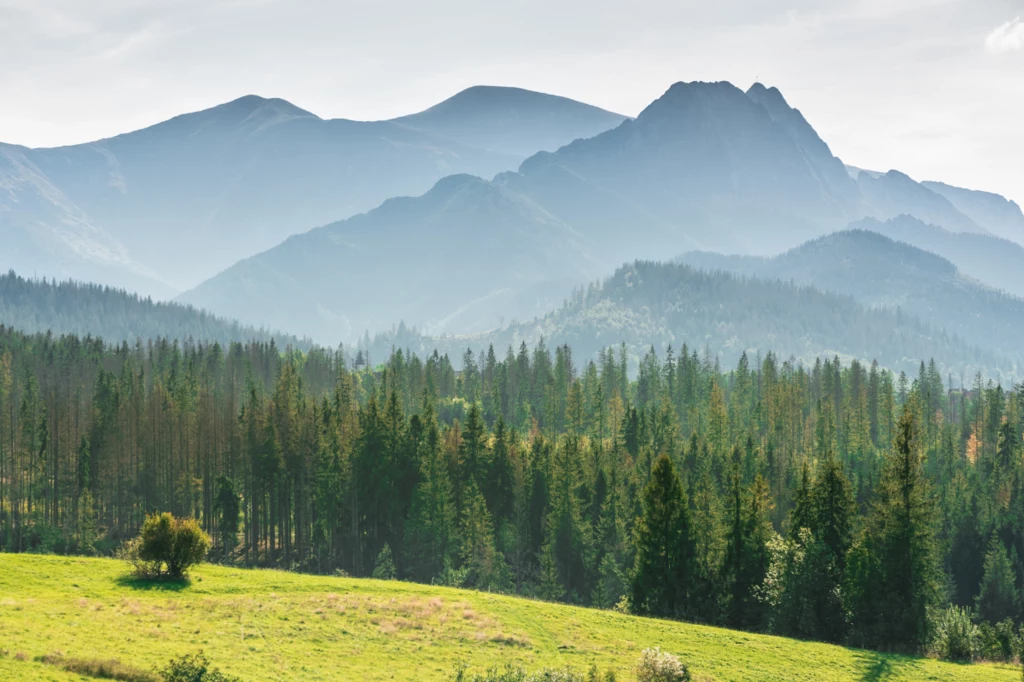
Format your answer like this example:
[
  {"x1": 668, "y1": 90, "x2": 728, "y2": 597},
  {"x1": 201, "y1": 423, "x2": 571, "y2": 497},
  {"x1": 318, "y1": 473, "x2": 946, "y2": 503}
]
[
  {"x1": 114, "y1": 574, "x2": 192, "y2": 591},
  {"x1": 856, "y1": 654, "x2": 893, "y2": 682}
]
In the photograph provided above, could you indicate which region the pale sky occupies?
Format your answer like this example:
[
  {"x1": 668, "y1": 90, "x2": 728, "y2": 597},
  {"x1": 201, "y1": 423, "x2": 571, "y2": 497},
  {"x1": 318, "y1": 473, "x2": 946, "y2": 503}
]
[{"x1": 1, "y1": 0, "x2": 1022, "y2": 204}]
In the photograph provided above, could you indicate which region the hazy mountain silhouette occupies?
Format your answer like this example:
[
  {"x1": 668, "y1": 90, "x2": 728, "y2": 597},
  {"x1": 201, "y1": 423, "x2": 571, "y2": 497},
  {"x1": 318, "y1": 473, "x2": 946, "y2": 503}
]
[
  {"x1": 0, "y1": 144, "x2": 170, "y2": 297},
  {"x1": 501, "y1": 80, "x2": 861, "y2": 258},
  {"x1": 390, "y1": 85, "x2": 628, "y2": 158},
  {"x1": 847, "y1": 215, "x2": 1024, "y2": 299},
  {"x1": 2, "y1": 95, "x2": 529, "y2": 293},
  {"x1": 678, "y1": 229, "x2": 1024, "y2": 361},
  {"x1": 178, "y1": 174, "x2": 604, "y2": 342},
  {"x1": 921, "y1": 180, "x2": 1024, "y2": 246},
  {"x1": 364, "y1": 259, "x2": 1016, "y2": 379},
  {"x1": 182, "y1": 80, "x2": 1024, "y2": 345},
  {"x1": 848, "y1": 167, "x2": 986, "y2": 235}
]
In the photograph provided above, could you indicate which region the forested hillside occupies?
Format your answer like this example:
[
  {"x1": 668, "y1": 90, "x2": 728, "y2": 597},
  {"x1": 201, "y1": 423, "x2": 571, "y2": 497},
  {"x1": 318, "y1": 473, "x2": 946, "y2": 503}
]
[
  {"x1": 398, "y1": 259, "x2": 1013, "y2": 380},
  {"x1": 1, "y1": 324, "x2": 1021, "y2": 659},
  {"x1": 849, "y1": 215, "x2": 1024, "y2": 299},
  {"x1": 678, "y1": 230, "x2": 1024, "y2": 364},
  {"x1": 0, "y1": 271, "x2": 308, "y2": 348}
]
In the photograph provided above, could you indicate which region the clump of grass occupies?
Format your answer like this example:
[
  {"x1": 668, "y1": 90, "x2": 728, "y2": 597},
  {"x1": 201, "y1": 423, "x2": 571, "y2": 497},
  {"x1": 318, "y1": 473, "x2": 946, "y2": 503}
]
[{"x1": 37, "y1": 653, "x2": 158, "y2": 681}]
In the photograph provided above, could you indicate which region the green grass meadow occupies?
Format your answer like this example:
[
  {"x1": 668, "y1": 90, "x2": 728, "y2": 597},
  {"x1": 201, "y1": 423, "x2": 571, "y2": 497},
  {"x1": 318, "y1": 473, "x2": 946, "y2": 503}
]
[{"x1": 0, "y1": 554, "x2": 1016, "y2": 681}]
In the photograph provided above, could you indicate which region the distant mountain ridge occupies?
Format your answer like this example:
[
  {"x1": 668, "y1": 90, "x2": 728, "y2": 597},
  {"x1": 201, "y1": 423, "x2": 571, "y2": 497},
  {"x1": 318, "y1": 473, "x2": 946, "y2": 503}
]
[
  {"x1": 1, "y1": 88, "x2": 631, "y2": 296},
  {"x1": 921, "y1": 180, "x2": 1024, "y2": 246},
  {"x1": 847, "y1": 215, "x2": 1024, "y2": 299},
  {"x1": 0, "y1": 270, "x2": 308, "y2": 349},
  {"x1": 187, "y1": 79, "x2": 997, "y2": 343},
  {"x1": 179, "y1": 174, "x2": 605, "y2": 341},
  {"x1": 364, "y1": 259, "x2": 1017, "y2": 380},
  {"x1": 677, "y1": 229, "x2": 1024, "y2": 363},
  {"x1": 6, "y1": 79, "x2": 1021, "y2": 353},
  {"x1": 390, "y1": 85, "x2": 629, "y2": 158}
]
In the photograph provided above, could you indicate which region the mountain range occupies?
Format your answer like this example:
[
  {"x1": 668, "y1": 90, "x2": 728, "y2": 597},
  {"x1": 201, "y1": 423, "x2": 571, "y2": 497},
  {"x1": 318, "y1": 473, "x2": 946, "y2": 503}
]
[
  {"x1": 678, "y1": 229, "x2": 1024, "y2": 365},
  {"x1": 4, "y1": 79, "x2": 1023, "y2": 373},
  {"x1": 178, "y1": 81, "x2": 1024, "y2": 344},
  {"x1": 0, "y1": 87, "x2": 625, "y2": 294},
  {"x1": 364, "y1": 257, "x2": 1016, "y2": 380}
]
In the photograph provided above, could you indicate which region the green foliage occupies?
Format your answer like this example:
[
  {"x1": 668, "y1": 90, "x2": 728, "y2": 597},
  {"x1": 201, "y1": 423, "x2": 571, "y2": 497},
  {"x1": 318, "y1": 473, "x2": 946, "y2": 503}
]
[
  {"x1": 977, "y1": 619, "x2": 1021, "y2": 663},
  {"x1": 372, "y1": 543, "x2": 397, "y2": 580},
  {"x1": 635, "y1": 648, "x2": 691, "y2": 682},
  {"x1": 133, "y1": 513, "x2": 211, "y2": 579},
  {"x1": 0, "y1": 553, "x2": 1016, "y2": 682},
  {"x1": 160, "y1": 652, "x2": 240, "y2": 682},
  {"x1": 847, "y1": 400, "x2": 943, "y2": 652},
  {"x1": 631, "y1": 455, "x2": 693, "y2": 619},
  {"x1": 930, "y1": 606, "x2": 980, "y2": 662},
  {"x1": 976, "y1": 539, "x2": 1019, "y2": 625}
]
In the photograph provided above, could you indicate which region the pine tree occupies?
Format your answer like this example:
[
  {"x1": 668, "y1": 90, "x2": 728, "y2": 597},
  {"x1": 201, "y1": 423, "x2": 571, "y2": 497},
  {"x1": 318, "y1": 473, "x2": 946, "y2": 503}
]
[
  {"x1": 847, "y1": 398, "x2": 942, "y2": 651},
  {"x1": 975, "y1": 538, "x2": 1018, "y2": 624},
  {"x1": 630, "y1": 454, "x2": 693, "y2": 618},
  {"x1": 460, "y1": 483, "x2": 508, "y2": 592}
]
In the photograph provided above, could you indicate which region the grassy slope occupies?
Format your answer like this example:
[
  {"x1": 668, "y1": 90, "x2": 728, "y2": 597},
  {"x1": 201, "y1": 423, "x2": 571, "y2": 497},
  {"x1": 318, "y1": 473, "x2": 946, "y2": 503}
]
[{"x1": 0, "y1": 554, "x2": 1015, "y2": 682}]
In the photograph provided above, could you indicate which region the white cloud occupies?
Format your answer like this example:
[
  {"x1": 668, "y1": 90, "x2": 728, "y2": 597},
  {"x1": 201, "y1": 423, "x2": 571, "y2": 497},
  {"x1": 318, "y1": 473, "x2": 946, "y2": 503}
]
[{"x1": 985, "y1": 17, "x2": 1024, "y2": 53}]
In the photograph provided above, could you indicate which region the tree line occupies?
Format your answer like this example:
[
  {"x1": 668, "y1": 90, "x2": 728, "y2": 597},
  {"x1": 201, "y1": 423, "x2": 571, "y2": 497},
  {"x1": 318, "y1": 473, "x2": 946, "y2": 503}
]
[{"x1": 0, "y1": 324, "x2": 1021, "y2": 655}]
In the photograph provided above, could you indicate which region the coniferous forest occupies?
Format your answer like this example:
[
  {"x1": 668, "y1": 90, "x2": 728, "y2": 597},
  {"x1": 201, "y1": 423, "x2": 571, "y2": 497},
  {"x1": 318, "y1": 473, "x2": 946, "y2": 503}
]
[{"x1": 1, "y1": 324, "x2": 1021, "y2": 656}]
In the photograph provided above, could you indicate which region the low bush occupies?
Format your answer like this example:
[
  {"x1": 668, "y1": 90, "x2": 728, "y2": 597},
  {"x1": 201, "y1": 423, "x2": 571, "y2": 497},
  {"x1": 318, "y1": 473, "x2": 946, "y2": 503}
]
[
  {"x1": 977, "y1": 619, "x2": 1021, "y2": 663},
  {"x1": 160, "y1": 651, "x2": 240, "y2": 682},
  {"x1": 636, "y1": 648, "x2": 691, "y2": 682},
  {"x1": 121, "y1": 513, "x2": 210, "y2": 579},
  {"x1": 930, "y1": 606, "x2": 980, "y2": 662}
]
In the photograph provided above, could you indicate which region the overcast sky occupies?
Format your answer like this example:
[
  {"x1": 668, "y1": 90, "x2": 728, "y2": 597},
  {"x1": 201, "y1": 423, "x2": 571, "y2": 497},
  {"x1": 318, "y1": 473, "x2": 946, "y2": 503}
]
[{"x1": 2, "y1": 0, "x2": 1022, "y2": 203}]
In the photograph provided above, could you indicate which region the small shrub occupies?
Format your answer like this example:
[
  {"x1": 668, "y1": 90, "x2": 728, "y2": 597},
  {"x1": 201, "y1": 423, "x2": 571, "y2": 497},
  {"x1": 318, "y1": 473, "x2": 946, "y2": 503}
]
[
  {"x1": 38, "y1": 654, "x2": 158, "y2": 682},
  {"x1": 930, "y1": 605, "x2": 980, "y2": 662},
  {"x1": 128, "y1": 513, "x2": 210, "y2": 579},
  {"x1": 978, "y1": 618, "x2": 1019, "y2": 662},
  {"x1": 636, "y1": 648, "x2": 691, "y2": 682},
  {"x1": 371, "y1": 543, "x2": 397, "y2": 580},
  {"x1": 118, "y1": 537, "x2": 163, "y2": 579},
  {"x1": 161, "y1": 651, "x2": 239, "y2": 682}
]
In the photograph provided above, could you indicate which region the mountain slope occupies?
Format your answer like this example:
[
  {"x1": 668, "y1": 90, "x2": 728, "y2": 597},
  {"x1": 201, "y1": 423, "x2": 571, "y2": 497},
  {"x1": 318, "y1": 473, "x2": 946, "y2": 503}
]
[
  {"x1": 0, "y1": 270, "x2": 307, "y2": 348},
  {"x1": 178, "y1": 174, "x2": 604, "y2": 342},
  {"x1": 678, "y1": 229, "x2": 1024, "y2": 364},
  {"x1": 848, "y1": 215, "x2": 1024, "y2": 299},
  {"x1": 0, "y1": 145, "x2": 171, "y2": 297},
  {"x1": 849, "y1": 167, "x2": 986, "y2": 235},
  {"x1": 390, "y1": 85, "x2": 628, "y2": 158},
  {"x1": 501, "y1": 81, "x2": 862, "y2": 258},
  {"x1": 922, "y1": 180, "x2": 1024, "y2": 246},
  {"x1": 369, "y1": 258, "x2": 1014, "y2": 379},
  {"x1": 2, "y1": 95, "x2": 519, "y2": 292},
  {"x1": 3, "y1": 554, "x2": 1013, "y2": 682}
]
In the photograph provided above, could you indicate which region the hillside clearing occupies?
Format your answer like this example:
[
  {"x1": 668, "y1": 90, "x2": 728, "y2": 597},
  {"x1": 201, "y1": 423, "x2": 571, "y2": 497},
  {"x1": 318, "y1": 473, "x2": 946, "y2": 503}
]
[{"x1": 0, "y1": 554, "x2": 1015, "y2": 681}]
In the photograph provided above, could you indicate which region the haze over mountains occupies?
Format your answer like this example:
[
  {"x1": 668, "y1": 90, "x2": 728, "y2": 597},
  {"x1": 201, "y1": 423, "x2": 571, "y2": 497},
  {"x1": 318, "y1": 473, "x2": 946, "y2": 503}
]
[
  {"x1": 364, "y1": 258, "x2": 1014, "y2": 380},
  {"x1": 179, "y1": 80, "x2": 1024, "y2": 349},
  {"x1": 0, "y1": 87, "x2": 625, "y2": 294},
  {"x1": 3, "y1": 78, "x2": 1023, "y2": 381},
  {"x1": 678, "y1": 230, "x2": 1024, "y2": 367}
]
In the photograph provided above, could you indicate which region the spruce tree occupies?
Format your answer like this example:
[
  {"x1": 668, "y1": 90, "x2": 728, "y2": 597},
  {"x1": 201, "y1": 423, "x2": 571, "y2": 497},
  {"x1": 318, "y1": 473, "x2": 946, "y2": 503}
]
[
  {"x1": 847, "y1": 398, "x2": 942, "y2": 651},
  {"x1": 630, "y1": 454, "x2": 693, "y2": 618},
  {"x1": 975, "y1": 538, "x2": 1018, "y2": 624}
]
